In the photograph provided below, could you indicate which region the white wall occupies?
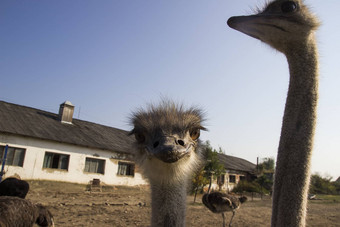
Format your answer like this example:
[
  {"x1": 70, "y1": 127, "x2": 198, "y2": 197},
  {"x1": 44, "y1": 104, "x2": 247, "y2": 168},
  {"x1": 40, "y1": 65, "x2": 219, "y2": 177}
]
[
  {"x1": 0, "y1": 133, "x2": 148, "y2": 186},
  {"x1": 207, "y1": 172, "x2": 246, "y2": 192}
]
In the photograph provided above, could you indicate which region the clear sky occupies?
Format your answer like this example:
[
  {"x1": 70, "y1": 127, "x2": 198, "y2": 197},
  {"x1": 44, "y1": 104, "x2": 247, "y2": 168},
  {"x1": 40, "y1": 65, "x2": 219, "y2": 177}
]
[{"x1": 1, "y1": 0, "x2": 339, "y2": 179}]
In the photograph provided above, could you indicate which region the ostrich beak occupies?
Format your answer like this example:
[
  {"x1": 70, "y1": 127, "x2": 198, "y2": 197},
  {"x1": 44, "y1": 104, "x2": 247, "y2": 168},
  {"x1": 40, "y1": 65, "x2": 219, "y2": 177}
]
[
  {"x1": 147, "y1": 136, "x2": 192, "y2": 163},
  {"x1": 227, "y1": 15, "x2": 264, "y2": 41}
]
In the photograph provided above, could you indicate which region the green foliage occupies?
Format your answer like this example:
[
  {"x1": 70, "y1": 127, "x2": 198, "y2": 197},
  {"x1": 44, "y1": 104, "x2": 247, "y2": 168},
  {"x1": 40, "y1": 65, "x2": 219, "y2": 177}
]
[
  {"x1": 191, "y1": 141, "x2": 226, "y2": 201},
  {"x1": 334, "y1": 181, "x2": 340, "y2": 195},
  {"x1": 232, "y1": 157, "x2": 275, "y2": 195},
  {"x1": 257, "y1": 157, "x2": 275, "y2": 173},
  {"x1": 192, "y1": 167, "x2": 210, "y2": 191},
  {"x1": 310, "y1": 173, "x2": 338, "y2": 195},
  {"x1": 191, "y1": 167, "x2": 210, "y2": 202},
  {"x1": 203, "y1": 141, "x2": 225, "y2": 177},
  {"x1": 250, "y1": 157, "x2": 275, "y2": 195},
  {"x1": 232, "y1": 180, "x2": 262, "y2": 194},
  {"x1": 217, "y1": 147, "x2": 225, "y2": 154},
  {"x1": 255, "y1": 174, "x2": 273, "y2": 194},
  {"x1": 232, "y1": 175, "x2": 273, "y2": 195}
]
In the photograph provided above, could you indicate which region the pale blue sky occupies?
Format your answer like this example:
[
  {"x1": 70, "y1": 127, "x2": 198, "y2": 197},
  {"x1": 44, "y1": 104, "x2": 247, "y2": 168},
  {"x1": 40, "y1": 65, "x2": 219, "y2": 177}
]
[{"x1": 1, "y1": 0, "x2": 339, "y2": 179}]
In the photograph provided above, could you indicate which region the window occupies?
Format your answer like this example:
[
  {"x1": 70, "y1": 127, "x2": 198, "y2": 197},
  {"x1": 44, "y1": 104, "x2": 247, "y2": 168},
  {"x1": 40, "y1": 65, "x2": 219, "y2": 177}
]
[
  {"x1": 117, "y1": 162, "x2": 135, "y2": 176},
  {"x1": 229, "y1": 175, "x2": 236, "y2": 183},
  {"x1": 0, "y1": 145, "x2": 25, "y2": 167},
  {"x1": 240, "y1": 176, "x2": 246, "y2": 181},
  {"x1": 84, "y1": 158, "x2": 105, "y2": 174},
  {"x1": 43, "y1": 152, "x2": 70, "y2": 170},
  {"x1": 217, "y1": 174, "x2": 225, "y2": 185}
]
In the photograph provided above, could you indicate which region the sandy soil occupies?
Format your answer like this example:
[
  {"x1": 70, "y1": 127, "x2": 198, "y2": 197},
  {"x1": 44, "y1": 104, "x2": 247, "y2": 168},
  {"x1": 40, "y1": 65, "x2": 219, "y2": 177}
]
[{"x1": 26, "y1": 181, "x2": 340, "y2": 227}]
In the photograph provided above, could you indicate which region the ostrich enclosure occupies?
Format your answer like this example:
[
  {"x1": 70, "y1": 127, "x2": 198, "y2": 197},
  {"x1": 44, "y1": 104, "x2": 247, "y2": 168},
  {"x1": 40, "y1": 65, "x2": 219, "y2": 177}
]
[{"x1": 27, "y1": 181, "x2": 339, "y2": 227}]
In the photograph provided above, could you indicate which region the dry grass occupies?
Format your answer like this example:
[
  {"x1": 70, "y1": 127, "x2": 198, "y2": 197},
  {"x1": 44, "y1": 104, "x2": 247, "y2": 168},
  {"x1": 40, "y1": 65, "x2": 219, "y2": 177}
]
[{"x1": 26, "y1": 181, "x2": 340, "y2": 227}]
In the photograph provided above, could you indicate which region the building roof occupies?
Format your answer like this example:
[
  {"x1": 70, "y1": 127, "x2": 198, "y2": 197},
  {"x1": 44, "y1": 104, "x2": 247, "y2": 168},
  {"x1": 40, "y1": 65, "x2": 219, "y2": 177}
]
[
  {"x1": 217, "y1": 153, "x2": 257, "y2": 174},
  {"x1": 0, "y1": 100, "x2": 135, "y2": 154},
  {"x1": 336, "y1": 177, "x2": 340, "y2": 183},
  {"x1": 0, "y1": 100, "x2": 259, "y2": 171}
]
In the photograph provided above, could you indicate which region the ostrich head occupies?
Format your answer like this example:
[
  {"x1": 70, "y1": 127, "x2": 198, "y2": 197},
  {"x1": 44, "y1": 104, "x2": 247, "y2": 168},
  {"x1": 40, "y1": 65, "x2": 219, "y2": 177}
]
[
  {"x1": 227, "y1": 0, "x2": 320, "y2": 53},
  {"x1": 35, "y1": 204, "x2": 54, "y2": 227},
  {"x1": 129, "y1": 100, "x2": 206, "y2": 183},
  {"x1": 239, "y1": 196, "x2": 248, "y2": 204}
]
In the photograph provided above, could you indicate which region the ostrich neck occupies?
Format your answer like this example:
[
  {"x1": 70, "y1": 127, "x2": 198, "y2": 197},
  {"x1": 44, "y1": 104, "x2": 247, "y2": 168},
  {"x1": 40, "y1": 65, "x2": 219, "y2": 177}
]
[
  {"x1": 271, "y1": 37, "x2": 319, "y2": 227},
  {"x1": 150, "y1": 180, "x2": 187, "y2": 227}
]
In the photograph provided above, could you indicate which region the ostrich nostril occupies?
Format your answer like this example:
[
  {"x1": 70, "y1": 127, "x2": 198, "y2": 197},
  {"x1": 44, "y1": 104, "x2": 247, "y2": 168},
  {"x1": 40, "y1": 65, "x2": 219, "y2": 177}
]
[
  {"x1": 153, "y1": 141, "x2": 160, "y2": 148},
  {"x1": 177, "y1": 140, "x2": 185, "y2": 147}
]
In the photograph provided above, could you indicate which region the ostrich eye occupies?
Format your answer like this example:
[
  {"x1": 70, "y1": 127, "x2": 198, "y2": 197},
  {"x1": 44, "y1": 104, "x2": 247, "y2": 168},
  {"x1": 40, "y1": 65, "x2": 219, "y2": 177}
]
[
  {"x1": 134, "y1": 133, "x2": 145, "y2": 143},
  {"x1": 281, "y1": 1, "x2": 297, "y2": 13},
  {"x1": 190, "y1": 129, "x2": 200, "y2": 140}
]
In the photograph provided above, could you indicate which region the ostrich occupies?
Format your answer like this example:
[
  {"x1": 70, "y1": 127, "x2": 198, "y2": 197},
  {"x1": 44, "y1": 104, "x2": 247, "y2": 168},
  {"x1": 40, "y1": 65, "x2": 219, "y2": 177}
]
[
  {"x1": 203, "y1": 192, "x2": 247, "y2": 227},
  {"x1": 0, "y1": 177, "x2": 30, "y2": 199},
  {"x1": 0, "y1": 196, "x2": 54, "y2": 227},
  {"x1": 129, "y1": 100, "x2": 206, "y2": 227},
  {"x1": 202, "y1": 172, "x2": 247, "y2": 227},
  {"x1": 227, "y1": 0, "x2": 320, "y2": 226}
]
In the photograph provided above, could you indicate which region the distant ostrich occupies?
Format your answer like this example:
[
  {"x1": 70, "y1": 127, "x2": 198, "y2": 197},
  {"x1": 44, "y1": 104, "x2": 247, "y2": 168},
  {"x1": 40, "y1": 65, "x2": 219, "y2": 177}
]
[
  {"x1": 227, "y1": 0, "x2": 320, "y2": 226},
  {"x1": 0, "y1": 196, "x2": 54, "y2": 227},
  {"x1": 0, "y1": 177, "x2": 30, "y2": 198},
  {"x1": 203, "y1": 192, "x2": 247, "y2": 227},
  {"x1": 129, "y1": 100, "x2": 206, "y2": 227},
  {"x1": 202, "y1": 173, "x2": 247, "y2": 227}
]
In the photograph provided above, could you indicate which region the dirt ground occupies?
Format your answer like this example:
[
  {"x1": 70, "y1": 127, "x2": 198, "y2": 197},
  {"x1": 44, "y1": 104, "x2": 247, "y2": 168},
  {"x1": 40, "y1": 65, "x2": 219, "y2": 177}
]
[{"x1": 26, "y1": 181, "x2": 340, "y2": 227}]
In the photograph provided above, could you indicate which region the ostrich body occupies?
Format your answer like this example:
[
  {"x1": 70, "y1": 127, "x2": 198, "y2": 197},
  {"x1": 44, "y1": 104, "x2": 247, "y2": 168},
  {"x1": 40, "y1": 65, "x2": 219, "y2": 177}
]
[
  {"x1": 202, "y1": 192, "x2": 247, "y2": 227},
  {"x1": 130, "y1": 101, "x2": 206, "y2": 227},
  {"x1": 227, "y1": 0, "x2": 319, "y2": 226},
  {"x1": 202, "y1": 173, "x2": 247, "y2": 227},
  {"x1": 0, "y1": 177, "x2": 30, "y2": 199},
  {"x1": 0, "y1": 196, "x2": 54, "y2": 227}
]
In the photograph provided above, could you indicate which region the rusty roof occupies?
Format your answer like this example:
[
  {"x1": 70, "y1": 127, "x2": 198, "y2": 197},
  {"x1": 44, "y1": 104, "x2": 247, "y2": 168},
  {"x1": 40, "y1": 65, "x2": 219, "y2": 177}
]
[
  {"x1": 217, "y1": 153, "x2": 256, "y2": 174},
  {"x1": 0, "y1": 100, "x2": 134, "y2": 154}
]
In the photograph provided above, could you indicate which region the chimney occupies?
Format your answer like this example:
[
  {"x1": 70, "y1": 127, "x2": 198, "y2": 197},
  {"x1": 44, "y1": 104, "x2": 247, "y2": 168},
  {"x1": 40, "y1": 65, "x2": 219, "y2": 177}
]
[{"x1": 59, "y1": 101, "x2": 74, "y2": 124}]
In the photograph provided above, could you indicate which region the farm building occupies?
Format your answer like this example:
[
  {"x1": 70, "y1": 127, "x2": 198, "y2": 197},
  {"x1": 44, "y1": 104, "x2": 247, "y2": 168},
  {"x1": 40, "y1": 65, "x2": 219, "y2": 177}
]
[
  {"x1": 0, "y1": 100, "x2": 257, "y2": 189},
  {"x1": 210, "y1": 153, "x2": 257, "y2": 192},
  {"x1": 0, "y1": 100, "x2": 147, "y2": 186}
]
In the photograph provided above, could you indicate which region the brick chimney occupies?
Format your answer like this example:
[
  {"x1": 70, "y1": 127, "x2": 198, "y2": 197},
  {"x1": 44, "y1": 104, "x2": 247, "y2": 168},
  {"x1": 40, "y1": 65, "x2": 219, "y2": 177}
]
[{"x1": 59, "y1": 101, "x2": 74, "y2": 124}]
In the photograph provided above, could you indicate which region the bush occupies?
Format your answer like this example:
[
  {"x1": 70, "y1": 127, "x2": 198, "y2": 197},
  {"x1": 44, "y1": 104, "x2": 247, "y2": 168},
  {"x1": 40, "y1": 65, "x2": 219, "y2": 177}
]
[
  {"x1": 310, "y1": 174, "x2": 337, "y2": 195},
  {"x1": 232, "y1": 180, "x2": 262, "y2": 194}
]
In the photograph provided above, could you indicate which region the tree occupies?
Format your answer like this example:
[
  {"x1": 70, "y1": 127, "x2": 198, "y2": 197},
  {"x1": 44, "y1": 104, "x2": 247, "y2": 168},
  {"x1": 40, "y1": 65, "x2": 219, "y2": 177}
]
[
  {"x1": 310, "y1": 173, "x2": 337, "y2": 195},
  {"x1": 191, "y1": 141, "x2": 226, "y2": 202},
  {"x1": 203, "y1": 141, "x2": 225, "y2": 191},
  {"x1": 334, "y1": 180, "x2": 340, "y2": 195},
  {"x1": 203, "y1": 141, "x2": 225, "y2": 177},
  {"x1": 217, "y1": 147, "x2": 225, "y2": 154},
  {"x1": 257, "y1": 157, "x2": 275, "y2": 174},
  {"x1": 192, "y1": 167, "x2": 209, "y2": 203},
  {"x1": 255, "y1": 175, "x2": 273, "y2": 198},
  {"x1": 232, "y1": 180, "x2": 261, "y2": 194},
  {"x1": 232, "y1": 180, "x2": 263, "y2": 201},
  {"x1": 251, "y1": 157, "x2": 275, "y2": 198}
]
